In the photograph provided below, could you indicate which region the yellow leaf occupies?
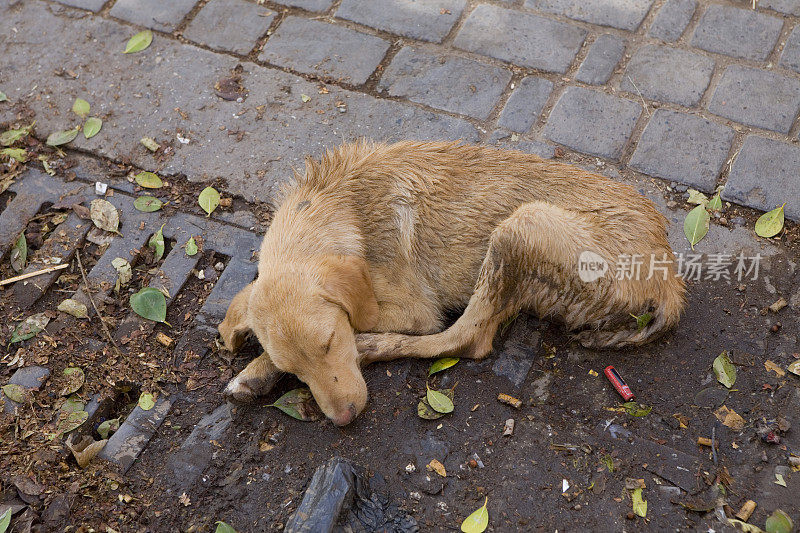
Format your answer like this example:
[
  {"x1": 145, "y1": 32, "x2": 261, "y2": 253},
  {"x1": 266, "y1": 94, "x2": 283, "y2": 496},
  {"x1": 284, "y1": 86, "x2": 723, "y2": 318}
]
[{"x1": 426, "y1": 459, "x2": 446, "y2": 477}]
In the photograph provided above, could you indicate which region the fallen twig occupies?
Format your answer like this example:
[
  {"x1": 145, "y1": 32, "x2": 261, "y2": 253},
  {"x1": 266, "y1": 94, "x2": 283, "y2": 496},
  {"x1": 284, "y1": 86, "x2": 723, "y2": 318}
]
[
  {"x1": 76, "y1": 251, "x2": 122, "y2": 356},
  {"x1": 0, "y1": 263, "x2": 69, "y2": 287}
]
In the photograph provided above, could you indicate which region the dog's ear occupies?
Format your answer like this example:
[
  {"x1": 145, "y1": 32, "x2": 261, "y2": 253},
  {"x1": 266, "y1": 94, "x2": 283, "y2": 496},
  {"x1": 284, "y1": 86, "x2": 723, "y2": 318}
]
[
  {"x1": 219, "y1": 282, "x2": 255, "y2": 351},
  {"x1": 319, "y1": 255, "x2": 379, "y2": 331}
]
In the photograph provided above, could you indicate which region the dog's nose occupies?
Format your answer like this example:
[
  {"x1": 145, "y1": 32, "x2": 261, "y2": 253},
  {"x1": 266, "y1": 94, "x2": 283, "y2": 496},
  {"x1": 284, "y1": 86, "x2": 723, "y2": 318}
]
[{"x1": 331, "y1": 403, "x2": 357, "y2": 426}]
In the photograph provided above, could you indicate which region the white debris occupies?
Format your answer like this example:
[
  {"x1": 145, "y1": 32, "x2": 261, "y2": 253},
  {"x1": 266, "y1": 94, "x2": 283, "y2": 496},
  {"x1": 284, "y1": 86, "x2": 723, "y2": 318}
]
[
  {"x1": 95, "y1": 181, "x2": 108, "y2": 195},
  {"x1": 562, "y1": 479, "x2": 570, "y2": 493}
]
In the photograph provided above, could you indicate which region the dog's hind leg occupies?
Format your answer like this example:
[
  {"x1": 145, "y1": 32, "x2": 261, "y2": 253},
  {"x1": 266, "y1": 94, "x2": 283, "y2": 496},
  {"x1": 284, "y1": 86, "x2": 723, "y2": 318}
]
[{"x1": 357, "y1": 201, "x2": 683, "y2": 362}]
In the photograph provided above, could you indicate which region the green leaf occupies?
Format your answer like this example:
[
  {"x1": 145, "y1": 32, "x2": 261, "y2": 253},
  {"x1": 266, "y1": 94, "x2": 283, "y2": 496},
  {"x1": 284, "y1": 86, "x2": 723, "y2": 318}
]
[
  {"x1": 2, "y1": 383, "x2": 25, "y2": 403},
  {"x1": 0, "y1": 91, "x2": 7, "y2": 102},
  {"x1": 138, "y1": 392, "x2": 155, "y2": 411},
  {"x1": 268, "y1": 388, "x2": 322, "y2": 421},
  {"x1": 707, "y1": 193, "x2": 722, "y2": 212},
  {"x1": 460, "y1": 497, "x2": 489, "y2": 533},
  {"x1": 124, "y1": 30, "x2": 153, "y2": 54},
  {"x1": 0, "y1": 124, "x2": 32, "y2": 146},
  {"x1": 140, "y1": 136, "x2": 160, "y2": 151},
  {"x1": 788, "y1": 359, "x2": 800, "y2": 377},
  {"x1": 300, "y1": 94, "x2": 311, "y2": 103},
  {"x1": 97, "y1": 417, "x2": 120, "y2": 439},
  {"x1": 135, "y1": 171, "x2": 163, "y2": 189},
  {"x1": 1, "y1": 148, "x2": 28, "y2": 162},
  {"x1": 52, "y1": 409, "x2": 88, "y2": 439},
  {"x1": 428, "y1": 357, "x2": 459, "y2": 376},
  {"x1": 215, "y1": 522, "x2": 238, "y2": 533},
  {"x1": 686, "y1": 189, "x2": 709, "y2": 206},
  {"x1": 755, "y1": 204, "x2": 785, "y2": 238},
  {"x1": 83, "y1": 117, "x2": 102, "y2": 139},
  {"x1": 58, "y1": 298, "x2": 88, "y2": 319},
  {"x1": 418, "y1": 388, "x2": 453, "y2": 420},
  {"x1": 185, "y1": 236, "x2": 198, "y2": 256},
  {"x1": 713, "y1": 351, "x2": 736, "y2": 389},
  {"x1": 90, "y1": 198, "x2": 120, "y2": 233},
  {"x1": 198, "y1": 186, "x2": 221, "y2": 216},
  {"x1": 9, "y1": 313, "x2": 50, "y2": 344},
  {"x1": 60, "y1": 367, "x2": 85, "y2": 396},
  {"x1": 426, "y1": 386, "x2": 454, "y2": 414},
  {"x1": 62, "y1": 396, "x2": 85, "y2": 413},
  {"x1": 765, "y1": 509, "x2": 794, "y2": 533},
  {"x1": 631, "y1": 488, "x2": 647, "y2": 518},
  {"x1": 0, "y1": 507, "x2": 11, "y2": 533},
  {"x1": 46, "y1": 127, "x2": 80, "y2": 147},
  {"x1": 630, "y1": 312, "x2": 652, "y2": 331},
  {"x1": 133, "y1": 195, "x2": 163, "y2": 212},
  {"x1": 72, "y1": 98, "x2": 90, "y2": 118},
  {"x1": 623, "y1": 402, "x2": 652, "y2": 417},
  {"x1": 684, "y1": 204, "x2": 710, "y2": 250},
  {"x1": 10, "y1": 232, "x2": 26, "y2": 273},
  {"x1": 130, "y1": 287, "x2": 167, "y2": 323},
  {"x1": 149, "y1": 224, "x2": 165, "y2": 262}
]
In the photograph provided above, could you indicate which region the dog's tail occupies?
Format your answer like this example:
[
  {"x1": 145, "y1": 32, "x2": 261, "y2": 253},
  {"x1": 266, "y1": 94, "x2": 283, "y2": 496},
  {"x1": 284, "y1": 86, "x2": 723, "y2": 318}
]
[{"x1": 575, "y1": 275, "x2": 686, "y2": 349}]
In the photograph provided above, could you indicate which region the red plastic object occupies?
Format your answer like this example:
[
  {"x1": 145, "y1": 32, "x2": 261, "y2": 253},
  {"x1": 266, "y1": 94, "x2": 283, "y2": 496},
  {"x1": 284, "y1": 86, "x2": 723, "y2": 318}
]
[{"x1": 604, "y1": 365, "x2": 635, "y2": 401}]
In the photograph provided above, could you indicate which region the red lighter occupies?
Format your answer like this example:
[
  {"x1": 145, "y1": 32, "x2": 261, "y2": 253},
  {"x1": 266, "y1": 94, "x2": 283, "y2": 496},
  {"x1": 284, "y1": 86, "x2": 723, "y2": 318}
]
[{"x1": 604, "y1": 365, "x2": 635, "y2": 401}]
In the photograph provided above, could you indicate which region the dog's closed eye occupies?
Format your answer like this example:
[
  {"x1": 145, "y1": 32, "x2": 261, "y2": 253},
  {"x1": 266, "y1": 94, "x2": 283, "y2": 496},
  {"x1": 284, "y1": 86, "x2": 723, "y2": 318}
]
[{"x1": 323, "y1": 330, "x2": 335, "y2": 353}]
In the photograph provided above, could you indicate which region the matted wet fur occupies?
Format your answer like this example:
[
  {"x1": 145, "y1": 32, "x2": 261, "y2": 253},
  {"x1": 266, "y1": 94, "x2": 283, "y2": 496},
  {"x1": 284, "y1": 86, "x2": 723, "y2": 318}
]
[{"x1": 219, "y1": 140, "x2": 685, "y2": 425}]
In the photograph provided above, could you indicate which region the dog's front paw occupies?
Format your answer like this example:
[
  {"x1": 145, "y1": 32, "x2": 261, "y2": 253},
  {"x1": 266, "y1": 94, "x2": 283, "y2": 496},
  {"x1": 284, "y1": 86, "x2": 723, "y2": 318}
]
[{"x1": 224, "y1": 371, "x2": 279, "y2": 404}]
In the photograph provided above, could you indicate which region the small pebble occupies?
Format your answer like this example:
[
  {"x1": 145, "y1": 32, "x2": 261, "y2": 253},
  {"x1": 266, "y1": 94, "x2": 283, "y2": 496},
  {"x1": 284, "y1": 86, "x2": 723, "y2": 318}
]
[
  {"x1": 214, "y1": 262, "x2": 225, "y2": 271},
  {"x1": 666, "y1": 200, "x2": 678, "y2": 209},
  {"x1": 468, "y1": 459, "x2": 478, "y2": 469},
  {"x1": 626, "y1": 512, "x2": 635, "y2": 520},
  {"x1": 761, "y1": 451, "x2": 769, "y2": 462},
  {"x1": 771, "y1": 323, "x2": 781, "y2": 333}
]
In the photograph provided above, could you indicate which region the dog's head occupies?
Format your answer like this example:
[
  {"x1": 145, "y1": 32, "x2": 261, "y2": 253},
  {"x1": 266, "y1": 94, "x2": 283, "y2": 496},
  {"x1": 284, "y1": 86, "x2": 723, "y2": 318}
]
[{"x1": 219, "y1": 255, "x2": 378, "y2": 426}]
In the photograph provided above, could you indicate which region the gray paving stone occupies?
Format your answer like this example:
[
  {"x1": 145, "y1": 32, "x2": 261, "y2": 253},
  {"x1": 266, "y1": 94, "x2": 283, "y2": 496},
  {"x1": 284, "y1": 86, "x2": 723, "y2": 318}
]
[
  {"x1": 629, "y1": 110, "x2": 734, "y2": 191},
  {"x1": 53, "y1": 0, "x2": 106, "y2": 11},
  {"x1": 183, "y1": 0, "x2": 275, "y2": 55},
  {"x1": 336, "y1": 0, "x2": 466, "y2": 43},
  {"x1": 648, "y1": 0, "x2": 696, "y2": 42},
  {"x1": 709, "y1": 65, "x2": 800, "y2": 134},
  {"x1": 377, "y1": 47, "x2": 510, "y2": 119},
  {"x1": 453, "y1": 4, "x2": 586, "y2": 73},
  {"x1": 1, "y1": 1, "x2": 478, "y2": 205},
  {"x1": 525, "y1": 0, "x2": 654, "y2": 31},
  {"x1": 759, "y1": 0, "x2": 800, "y2": 15},
  {"x1": 167, "y1": 404, "x2": 233, "y2": 492},
  {"x1": 575, "y1": 34, "x2": 625, "y2": 85},
  {"x1": 691, "y1": 5, "x2": 782, "y2": 61},
  {"x1": 724, "y1": 136, "x2": 800, "y2": 221},
  {"x1": 489, "y1": 131, "x2": 556, "y2": 159},
  {"x1": 109, "y1": 0, "x2": 197, "y2": 32},
  {"x1": 497, "y1": 76, "x2": 553, "y2": 133},
  {"x1": 98, "y1": 396, "x2": 171, "y2": 473},
  {"x1": 274, "y1": 0, "x2": 333, "y2": 10},
  {"x1": 621, "y1": 45, "x2": 713, "y2": 107},
  {"x1": 779, "y1": 25, "x2": 800, "y2": 74},
  {"x1": 543, "y1": 86, "x2": 641, "y2": 160},
  {"x1": 260, "y1": 17, "x2": 389, "y2": 85}
]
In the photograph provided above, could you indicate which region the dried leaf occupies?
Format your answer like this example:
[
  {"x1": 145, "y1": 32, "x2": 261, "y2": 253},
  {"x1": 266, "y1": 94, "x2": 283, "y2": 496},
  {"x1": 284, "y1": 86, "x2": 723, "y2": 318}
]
[
  {"x1": 60, "y1": 367, "x2": 85, "y2": 396},
  {"x1": 684, "y1": 204, "x2": 710, "y2": 250},
  {"x1": 427, "y1": 386, "x2": 454, "y2": 414},
  {"x1": 46, "y1": 127, "x2": 80, "y2": 147},
  {"x1": 133, "y1": 195, "x2": 163, "y2": 212},
  {"x1": 138, "y1": 392, "x2": 155, "y2": 411},
  {"x1": 0, "y1": 124, "x2": 32, "y2": 146},
  {"x1": 713, "y1": 351, "x2": 736, "y2": 389},
  {"x1": 185, "y1": 236, "x2": 198, "y2": 256},
  {"x1": 460, "y1": 497, "x2": 488, "y2": 533},
  {"x1": 623, "y1": 402, "x2": 652, "y2": 417},
  {"x1": 764, "y1": 360, "x2": 785, "y2": 377},
  {"x1": 774, "y1": 473, "x2": 787, "y2": 487},
  {"x1": 72, "y1": 98, "x2": 90, "y2": 118},
  {"x1": 1, "y1": 147, "x2": 28, "y2": 162},
  {"x1": 788, "y1": 360, "x2": 800, "y2": 377},
  {"x1": 2, "y1": 384, "x2": 25, "y2": 403},
  {"x1": 428, "y1": 357, "x2": 459, "y2": 376},
  {"x1": 715, "y1": 405, "x2": 745, "y2": 430},
  {"x1": 124, "y1": 30, "x2": 153, "y2": 54},
  {"x1": 90, "y1": 199, "x2": 120, "y2": 233},
  {"x1": 130, "y1": 287, "x2": 167, "y2": 323},
  {"x1": 112, "y1": 257, "x2": 132, "y2": 287},
  {"x1": 268, "y1": 388, "x2": 322, "y2": 421},
  {"x1": 300, "y1": 94, "x2": 311, "y2": 103},
  {"x1": 83, "y1": 117, "x2": 102, "y2": 139},
  {"x1": 58, "y1": 298, "x2": 88, "y2": 319},
  {"x1": 135, "y1": 171, "x2": 163, "y2": 189},
  {"x1": 426, "y1": 459, "x2": 446, "y2": 477},
  {"x1": 10, "y1": 232, "x2": 26, "y2": 273},
  {"x1": 755, "y1": 204, "x2": 785, "y2": 238},
  {"x1": 687, "y1": 189, "x2": 709, "y2": 206},
  {"x1": 631, "y1": 488, "x2": 647, "y2": 518},
  {"x1": 198, "y1": 186, "x2": 221, "y2": 216},
  {"x1": 10, "y1": 313, "x2": 50, "y2": 344},
  {"x1": 66, "y1": 435, "x2": 107, "y2": 468}
]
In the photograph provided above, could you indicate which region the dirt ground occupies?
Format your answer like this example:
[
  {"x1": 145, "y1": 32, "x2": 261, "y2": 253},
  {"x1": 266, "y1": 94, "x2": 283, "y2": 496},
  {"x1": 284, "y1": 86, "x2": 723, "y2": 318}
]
[{"x1": 1, "y1": 120, "x2": 799, "y2": 533}]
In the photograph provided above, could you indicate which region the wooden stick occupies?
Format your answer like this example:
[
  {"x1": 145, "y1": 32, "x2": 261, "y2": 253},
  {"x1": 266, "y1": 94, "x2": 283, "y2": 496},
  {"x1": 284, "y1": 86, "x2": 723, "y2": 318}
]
[
  {"x1": 76, "y1": 251, "x2": 122, "y2": 357},
  {"x1": 0, "y1": 263, "x2": 69, "y2": 287}
]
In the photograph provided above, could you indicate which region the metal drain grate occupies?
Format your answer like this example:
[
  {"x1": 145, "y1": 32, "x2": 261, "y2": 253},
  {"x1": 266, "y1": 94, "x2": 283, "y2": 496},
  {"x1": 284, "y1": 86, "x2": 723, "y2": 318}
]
[{"x1": 1, "y1": 168, "x2": 262, "y2": 473}]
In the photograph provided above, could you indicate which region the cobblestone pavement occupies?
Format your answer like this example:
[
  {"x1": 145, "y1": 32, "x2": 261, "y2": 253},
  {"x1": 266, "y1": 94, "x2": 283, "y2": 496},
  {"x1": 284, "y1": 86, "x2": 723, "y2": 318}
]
[
  {"x1": 2, "y1": 0, "x2": 800, "y2": 219},
  {"x1": 2, "y1": 1, "x2": 800, "y2": 532}
]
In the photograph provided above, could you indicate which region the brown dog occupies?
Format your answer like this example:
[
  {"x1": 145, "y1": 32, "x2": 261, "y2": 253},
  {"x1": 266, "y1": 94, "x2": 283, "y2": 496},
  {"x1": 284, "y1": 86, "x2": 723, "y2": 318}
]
[{"x1": 219, "y1": 141, "x2": 685, "y2": 425}]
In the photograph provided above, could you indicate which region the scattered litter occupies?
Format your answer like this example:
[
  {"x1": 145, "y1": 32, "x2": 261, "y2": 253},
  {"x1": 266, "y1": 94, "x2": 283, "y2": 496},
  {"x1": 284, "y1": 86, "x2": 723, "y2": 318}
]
[
  {"x1": 426, "y1": 459, "x2": 446, "y2": 477},
  {"x1": 765, "y1": 509, "x2": 793, "y2": 533},
  {"x1": 404, "y1": 463, "x2": 416, "y2": 473},
  {"x1": 588, "y1": 369, "x2": 598, "y2": 377},
  {"x1": 562, "y1": 479, "x2": 570, "y2": 493},
  {"x1": 764, "y1": 360, "x2": 785, "y2": 377},
  {"x1": 769, "y1": 297, "x2": 788, "y2": 313},
  {"x1": 714, "y1": 405, "x2": 745, "y2": 430},
  {"x1": 502, "y1": 418, "x2": 515, "y2": 436},
  {"x1": 735, "y1": 500, "x2": 756, "y2": 522},
  {"x1": 605, "y1": 366, "x2": 635, "y2": 401},
  {"x1": 470, "y1": 453, "x2": 484, "y2": 469},
  {"x1": 176, "y1": 133, "x2": 190, "y2": 144},
  {"x1": 697, "y1": 437, "x2": 718, "y2": 448},
  {"x1": 95, "y1": 181, "x2": 107, "y2": 195},
  {"x1": 497, "y1": 393, "x2": 522, "y2": 409}
]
